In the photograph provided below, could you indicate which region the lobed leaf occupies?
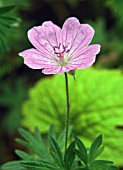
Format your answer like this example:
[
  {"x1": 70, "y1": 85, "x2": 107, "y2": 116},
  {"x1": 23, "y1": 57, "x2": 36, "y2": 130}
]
[
  {"x1": 15, "y1": 138, "x2": 29, "y2": 148},
  {"x1": 0, "y1": 161, "x2": 26, "y2": 170},
  {"x1": 48, "y1": 125, "x2": 57, "y2": 141},
  {"x1": 49, "y1": 136, "x2": 64, "y2": 168},
  {"x1": 21, "y1": 159, "x2": 60, "y2": 170},
  {"x1": 16, "y1": 127, "x2": 48, "y2": 159},
  {"x1": 89, "y1": 160, "x2": 119, "y2": 170},
  {"x1": 75, "y1": 136, "x2": 88, "y2": 164},
  {"x1": 88, "y1": 134, "x2": 103, "y2": 163},
  {"x1": 15, "y1": 150, "x2": 34, "y2": 160},
  {"x1": 64, "y1": 141, "x2": 75, "y2": 170},
  {"x1": 89, "y1": 146, "x2": 104, "y2": 162},
  {"x1": 18, "y1": 127, "x2": 35, "y2": 142}
]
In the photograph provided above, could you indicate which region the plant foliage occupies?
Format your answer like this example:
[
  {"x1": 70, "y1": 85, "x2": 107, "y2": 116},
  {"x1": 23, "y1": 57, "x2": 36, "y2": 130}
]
[
  {"x1": 105, "y1": 0, "x2": 123, "y2": 25},
  {"x1": 22, "y1": 68, "x2": 123, "y2": 165},
  {"x1": 0, "y1": 78, "x2": 28, "y2": 133},
  {"x1": 0, "y1": 127, "x2": 118, "y2": 170},
  {"x1": 0, "y1": 0, "x2": 30, "y2": 77},
  {"x1": 0, "y1": 2, "x2": 20, "y2": 55}
]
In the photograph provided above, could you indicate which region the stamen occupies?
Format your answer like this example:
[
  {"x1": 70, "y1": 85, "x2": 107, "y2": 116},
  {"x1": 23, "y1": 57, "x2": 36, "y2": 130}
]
[
  {"x1": 54, "y1": 52, "x2": 59, "y2": 54},
  {"x1": 53, "y1": 43, "x2": 69, "y2": 58},
  {"x1": 59, "y1": 43, "x2": 61, "y2": 48},
  {"x1": 66, "y1": 49, "x2": 70, "y2": 53}
]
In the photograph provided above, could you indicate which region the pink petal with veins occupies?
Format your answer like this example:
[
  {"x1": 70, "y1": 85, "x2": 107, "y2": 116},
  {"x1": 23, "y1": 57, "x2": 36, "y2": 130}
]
[
  {"x1": 28, "y1": 21, "x2": 61, "y2": 57},
  {"x1": 70, "y1": 44, "x2": 101, "y2": 68},
  {"x1": 42, "y1": 65, "x2": 75, "y2": 74},
  {"x1": 42, "y1": 67, "x2": 62, "y2": 74},
  {"x1": 19, "y1": 48, "x2": 57, "y2": 69},
  {"x1": 61, "y1": 18, "x2": 94, "y2": 56},
  {"x1": 61, "y1": 17, "x2": 80, "y2": 48}
]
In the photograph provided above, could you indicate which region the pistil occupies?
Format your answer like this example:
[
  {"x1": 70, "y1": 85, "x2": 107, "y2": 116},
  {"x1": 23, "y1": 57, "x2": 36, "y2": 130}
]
[{"x1": 53, "y1": 43, "x2": 70, "y2": 66}]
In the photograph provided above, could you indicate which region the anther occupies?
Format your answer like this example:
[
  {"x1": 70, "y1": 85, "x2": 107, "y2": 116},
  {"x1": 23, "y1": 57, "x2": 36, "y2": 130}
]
[{"x1": 53, "y1": 43, "x2": 70, "y2": 57}]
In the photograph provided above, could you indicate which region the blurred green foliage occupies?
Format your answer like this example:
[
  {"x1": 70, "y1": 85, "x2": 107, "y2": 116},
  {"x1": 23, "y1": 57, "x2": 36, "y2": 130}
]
[
  {"x1": 0, "y1": 0, "x2": 30, "y2": 135},
  {"x1": 0, "y1": 5, "x2": 20, "y2": 54},
  {"x1": 0, "y1": 0, "x2": 30, "y2": 78},
  {"x1": 22, "y1": 68, "x2": 123, "y2": 165},
  {"x1": 89, "y1": 17, "x2": 123, "y2": 68},
  {"x1": 0, "y1": 78, "x2": 28, "y2": 133},
  {"x1": 1, "y1": 0, "x2": 29, "y2": 6},
  {"x1": 0, "y1": 0, "x2": 29, "y2": 55},
  {"x1": 105, "y1": 0, "x2": 123, "y2": 25}
]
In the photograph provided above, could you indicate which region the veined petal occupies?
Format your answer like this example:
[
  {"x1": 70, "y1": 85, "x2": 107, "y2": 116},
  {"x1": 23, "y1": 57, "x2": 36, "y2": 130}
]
[
  {"x1": 41, "y1": 21, "x2": 61, "y2": 47},
  {"x1": 61, "y1": 17, "x2": 80, "y2": 49},
  {"x1": 42, "y1": 67, "x2": 62, "y2": 74},
  {"x1": 42, "y1": 65, "x2": 75, "y2": 74},
  {"x1": 19, "y1": 48, "x2": 57, "y2": 69},
  {"x1": 28, "y1": 21, "x2": 61, "y2": 57},
  {"x1": 70, "y1": 44, "x2": 101, "y2": 68},
  {"x1": 61, "y1": 17, "x2": 94, "y2": 56}
]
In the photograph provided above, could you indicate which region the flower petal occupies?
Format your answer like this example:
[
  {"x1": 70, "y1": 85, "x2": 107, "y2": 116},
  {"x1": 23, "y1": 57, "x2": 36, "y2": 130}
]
[
  {"x1": 70, "y1": 44, "x2": 101, "y2": 68},
  {"x1": 61, "y1": 17, "x2": 80, "y2": 49},
  {"x1": 28, "y1": 21, "x2": 61, "y2": 57},
  {"x1": 61, "y1": 17, "x2": 94, "y2": 56},
  {"x1": 42, "y1": 65, "x2": 75, "y2": 74},
  {"x1": 42, "y1": 67, "x2": 62, "y2": 74},
  {"x1": 19, "y1": 48, "x2": 57, "y2": 69}
]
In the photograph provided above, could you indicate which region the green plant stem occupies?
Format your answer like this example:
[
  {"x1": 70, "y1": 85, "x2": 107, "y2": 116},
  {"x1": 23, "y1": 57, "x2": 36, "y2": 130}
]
[{"x1": 64, "y1": 72, "x2": 70, "y2": 152}]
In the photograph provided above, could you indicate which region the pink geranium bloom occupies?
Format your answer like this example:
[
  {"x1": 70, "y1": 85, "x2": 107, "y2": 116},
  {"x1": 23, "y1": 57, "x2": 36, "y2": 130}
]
[{"x1": 19, "y1": 17, "x2": 101, "y2": 74}]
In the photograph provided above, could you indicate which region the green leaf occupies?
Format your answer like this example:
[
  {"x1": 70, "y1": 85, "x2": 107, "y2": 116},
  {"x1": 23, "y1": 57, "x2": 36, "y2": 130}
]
[
  {"x1": 18, "y1": 127, "x2": 35, "y2": 142},
  {"x1": 22, "y1": 68, "x2": 123, "y2": 165},
  {"x1": 15, "y1": 150, "x2": 34, "y2": 160},
  {"x1": 89, "y1": 160, "x2": 119, "y2": 170},
  {"x1": 49, "y1": 136, "x2": 63, "y2": 168},
  {"x1": 1, "y1": 161, "x2": 26, "y2": 170},
  {"x1": 90, "y1": 134, "x2": 102, "y2": 152},
  {"x1": 16, "y1": 127, "x2": 48, "y2": 159},
  {"x1": 0, "y1": 5, "x2": 15, "y2": 14},
  {"x1": 21, "y1": 159, "x2": 60, "y2": 170},
  {"x1": 88, "y1": 134, "x2": 103, "y2": 163},
  {"x1": 34, "y1": 127, "x2": 48, "y2": 157},
  {"x1": 75, "y1": 137, "x2": 88, "y2": 164},
  {"x1": 15, "y1": 138, "x2": 29, "y2": 148},
  {"x1": 48, "y1": 125, "x2": 57, "y2": 140},
  {"x1": 64, "y1": 141, "x2": 75, "y2": 170},
  {"x1": 90, "y1": 146, "x2": 104, "y2": 161}
]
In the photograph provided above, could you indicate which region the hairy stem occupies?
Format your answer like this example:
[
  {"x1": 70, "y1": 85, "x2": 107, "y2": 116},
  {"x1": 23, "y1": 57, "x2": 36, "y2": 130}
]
[{"x1": 64, "y1": 72, "x2": 70, "y2": 151}]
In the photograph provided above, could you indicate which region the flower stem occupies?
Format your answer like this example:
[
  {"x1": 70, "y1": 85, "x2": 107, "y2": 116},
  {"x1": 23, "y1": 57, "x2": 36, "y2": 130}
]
[{"x1": 64, "y1": 72, "x2": 70, "y2": 151}]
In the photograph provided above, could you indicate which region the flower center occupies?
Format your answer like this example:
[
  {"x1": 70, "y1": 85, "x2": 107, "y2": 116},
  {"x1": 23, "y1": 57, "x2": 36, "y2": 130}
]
[{"x1": 53, "y1": 43, "x2": 70, "y2": 66}]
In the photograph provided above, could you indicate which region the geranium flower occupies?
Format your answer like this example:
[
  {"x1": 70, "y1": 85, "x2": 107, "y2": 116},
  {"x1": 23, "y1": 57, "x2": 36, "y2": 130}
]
[{"x1": 19, "y1": 17, "x2": 101, "y2": 74}]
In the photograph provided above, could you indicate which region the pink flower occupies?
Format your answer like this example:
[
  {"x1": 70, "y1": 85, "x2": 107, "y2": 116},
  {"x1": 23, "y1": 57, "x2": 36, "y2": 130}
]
[{"x1": 19, "y1": 17, "x2": 101, "y2": 74}]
